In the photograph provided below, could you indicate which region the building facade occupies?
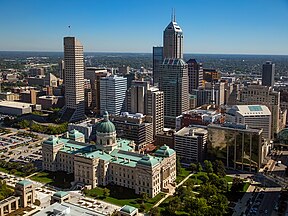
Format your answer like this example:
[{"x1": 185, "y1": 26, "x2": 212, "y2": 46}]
[
  {"x1": 152, "y1": 46, "x2": 163, "y2": 86},
  {"x1": 159, "y1": 58, "x2": 189, "y2": 128},
  {"x1": 110, "y1": 112, "x2": 153, "y2": 150},
  {"x1": 175, "y1": 127, "x2": 208, "y2": 163},
  {"x1": 262, "y1": 61, "x2": 275, "y2": 87},
  {"x1": 239, "y1": 85, "x2": 286, "y2": 137},
  {"x1": 226, "y1": 105, "x2": 272, "y2": 140},
  {"x1": 207, "y1": 123, "x2": 265, "y2": 172},
  {"x1": 61, "y1": 37, "x2": 85, "y2": 122},
  {"x1": 127, "y1": 81, "x2": 164, "y2": 136},
  {"x1": 100, "y1": 76, "x2": 127, "y2": 115},
  {"x1": 163, "y1": 16, "x2": 183, "y2": 59},
  {"x1": 186, "y1": 59, "x2": 203, "y2": 92}
]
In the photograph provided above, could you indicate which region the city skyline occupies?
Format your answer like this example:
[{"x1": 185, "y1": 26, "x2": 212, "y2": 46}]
[{"x1": 0, "y1": 0, "x2": 288, "y2": 55}]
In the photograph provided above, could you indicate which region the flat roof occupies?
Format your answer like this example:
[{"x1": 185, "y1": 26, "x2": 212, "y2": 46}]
[
  {"x1": 34, "y1": 202, "x2": 106, "y2": 216},
  {"x1": 0, "y1": 101, "x2": 34, "y2": 108},
  {"x1": 175, "y1": 127, "x2": 208, "y2": 137}
]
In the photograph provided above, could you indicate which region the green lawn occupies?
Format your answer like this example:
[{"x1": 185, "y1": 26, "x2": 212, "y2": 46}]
[
  {"x1": 0, "y1": 166, "x2": 26, "y2": 177},
  {"x1": 84, "y1": 184, "x2": 165, "y2": 211},
  {"x1": 176, "y1": 168, "x2": 191, "y2": 184},
  {"x1": 30, "y1": 171, "x2": 74, "y2": 189},
  {"x1": 225, "y1": 175, "x2": 234, "y2": 182}
]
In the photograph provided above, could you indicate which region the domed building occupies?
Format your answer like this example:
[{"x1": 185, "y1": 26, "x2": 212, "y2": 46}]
[
  {"x1": 42, "y1": 112, "x2": 176, "y2": 197},
  {"x1": 95, "y1": 111, "x2": 118, "y2": 152}
]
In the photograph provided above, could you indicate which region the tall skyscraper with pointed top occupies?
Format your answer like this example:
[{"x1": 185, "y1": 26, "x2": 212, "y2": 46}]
[
  {"x1": 61, "y1": 37, "x2": 85, "y2": 122},
  {"x1": 163, "y1": 11, "x2": 183, "y2": 59}
]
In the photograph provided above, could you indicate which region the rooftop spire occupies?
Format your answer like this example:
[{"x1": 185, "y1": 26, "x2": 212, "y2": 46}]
[
  {"x1": 173, "y1": 8, "x2": 176, "y2": 22},
  {"x1": 171, "y1": 8, "x2": 176, "y2": 22}
]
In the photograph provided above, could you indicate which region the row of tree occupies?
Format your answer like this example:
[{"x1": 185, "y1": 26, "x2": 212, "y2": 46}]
[
  {"x1": 8, "y1": 119, "x2": 68, "y2": 135},
  {"x1": 0, "y1": 160, "x2": 36, "y2": 176}
]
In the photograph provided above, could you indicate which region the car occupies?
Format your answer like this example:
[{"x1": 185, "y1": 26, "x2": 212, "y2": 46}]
[{"x1": 264, "y1": 209, "x2": 268, "y2": 214}]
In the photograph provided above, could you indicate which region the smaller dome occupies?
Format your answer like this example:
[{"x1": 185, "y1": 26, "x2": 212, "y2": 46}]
[
  {"x1": 43, "y1": 136, "x2": 59, "y2": 145},
  {"x1": 137, "y1": 155, "x2": 159, "y2": 167},
  {"x1": 154, "y1": 144, "x2": 175, "y2": 157},
  {"x1": 96, "y1": 111, "x2": 116, "y2": 133},
  {"x1": 68, "y1": 129, "x2": 84, "y2": 139}
]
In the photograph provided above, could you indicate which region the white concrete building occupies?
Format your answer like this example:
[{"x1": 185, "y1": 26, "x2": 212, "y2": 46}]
[
  {"x1": 226, "y1": 105, "x2": 272, "y2": 140},
  {"x1": 0, "y1": 101, "x2": 41, "y2": 115},
  {"x1": 100, "y1": 76, "x2": 127, "y2": 115}
]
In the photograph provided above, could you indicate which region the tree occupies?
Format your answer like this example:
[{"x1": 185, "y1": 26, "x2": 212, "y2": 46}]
[
  {"x1": 139, "y1": 203, "x2": 146, "y2": 212},
  {"x1": 230, "y1": 177, "x2": 245, "y2": 193},
  {"x1": 189, "y1": 163, "x2": 197, "y2": 172},
  {"x1": 163, "y1": 196, "x2": 181, "y2": 216},
  {"x1": 176, "y1": 156, "x2": 182, "y2": 176},
  {"x1": 185, "y1": 197, "x2": 210, "y2": 216},
  {"x1": 213, "y1": 160, "x2": 226, "y2": 177},
  {"x1": 140, "y1": 192, "x2": 148, "y2": 203},
  {"x1": 149, "y1": 207, "x2": 160, "y2": 216},
  {"x1": 197, "y1": 162, "x2": 203, "y2": 172},
  {"x1": 204, "y1": 160, "x2": 213, "y2": 174},
  {"x1": 207, "y1": 194, "x2": 228, "y2": 216},
  {"x1": 199, "y1": 183, "x2": 218, "y2": 200},
  {"x1": 103, "y1": 188, "x2": 110, "y2": 198}
]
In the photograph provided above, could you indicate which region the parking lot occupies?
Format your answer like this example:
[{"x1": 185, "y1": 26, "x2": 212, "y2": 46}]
[{"x1": 0, "y1": 130, "x2": 43, "y2": 168}]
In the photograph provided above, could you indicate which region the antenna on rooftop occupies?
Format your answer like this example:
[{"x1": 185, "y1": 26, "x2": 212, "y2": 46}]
[
  {"x1": 173, "y1": 8, "x2": 176, "y2": 22},
  {"x1": 171, "y1": 8, "x2": 176, "y2": 22}
]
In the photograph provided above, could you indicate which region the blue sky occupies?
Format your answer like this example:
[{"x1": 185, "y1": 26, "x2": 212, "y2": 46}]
[{"x1": 0, "y1": 0, "x2": 288, "y2": 54}]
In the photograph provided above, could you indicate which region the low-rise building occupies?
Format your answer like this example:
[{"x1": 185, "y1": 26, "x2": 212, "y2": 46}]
[
  {"x1": 0, "y1": 101, "x2": 41, "y2": 115},
  {"x1": 176, "y1": 105, "x2": 224, "y2": 130},
  {"x1": 110, "y1": 112, "x2": 153, "y2": 150},
  {"x1": 226, "y1": 105, "x2": 272, "y2": 140},
  {"x1": 175, "y1": 127, "x2": 208, "y2": 163},
  {"x1": 207, "y1": 123, "x2": 266, "y2": 172}
]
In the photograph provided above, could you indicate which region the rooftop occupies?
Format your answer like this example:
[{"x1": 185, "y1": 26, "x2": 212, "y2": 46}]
[
  {"x1": 229, "y1": 105, "x2": 271, "y2": 116},
  {"x1": 43, "y1": 133, "x2": 164, "y2": 168},
  {"x1": 0, "y1": 101, "x2": 34, "y2": 108},
  {"x1": 175, "y1": 127, "x2": 208, "y2": 137},
  {"x1": 120, "y1": 205, "x2": 138, "y2": 214},
  {"x1": 17, "y1": 180, "x2": 32, "y2": 187},
  {"x1": 162, "y1": 58, "x2": 187, "y2": 66},
  {"x1": 34, "y1": 202, "x2": 106, "y2": 216},
  {"x1": 53, "y1": 191, "x2": 69, "y2": 198}
]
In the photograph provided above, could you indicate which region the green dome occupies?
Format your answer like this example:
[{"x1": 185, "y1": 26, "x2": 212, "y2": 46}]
[
  {"x1": 137, "y1": 155, "x2": 160, "y2": 167},
  {"x1": 154, "y1": 145, "x2": 175, "y2": 157},
  {"x1": 278, "y1": 128, "x2": 288, "y2": 144},
  {"x1": 43, "y1": 136, "x2": 59, "y2": 145},
  {"x1": 96, "y1": 111, "x2": 116, "y2": 133},
  {"x1": 68, "y1": 129, "x2": 84, "y2": 139}
]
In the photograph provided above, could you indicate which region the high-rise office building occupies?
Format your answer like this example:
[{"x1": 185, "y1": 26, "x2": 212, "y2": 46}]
[
  {"x1": 126, "y1": 80, "x2": 164, "y2": 136},
  {"x1": 58, "y1": 60, "x2": 65, "y2": 80},
  {"x1": 152, "y1": 46, "x2": 163, "y2": 86},
  {"x1": 186, "y1": 59, "x2": 203, "y2": 93},
  {"x1": 163, "y1": 15, "x2": 183, "y2": 59},
  {"x1": 100, "y1": 75, "x2": 127, "y2": 115},
  {"x1": 262, "y1": 61, "x2": 275, "y2": 87},
  {"x1": 84, "y1": 68, "x2": 108, "y2": 115},
  {"x1": 159, "y1": 58, "x2": 189, "y2": 128},
  {"x1": 61, "y1": 37, "x2": 85, "y2": 122}
]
